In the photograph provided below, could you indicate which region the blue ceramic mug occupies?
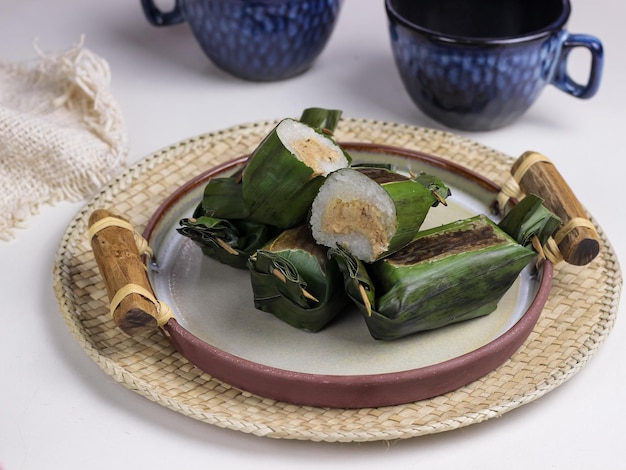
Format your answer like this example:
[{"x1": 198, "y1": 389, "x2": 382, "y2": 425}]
[
  {"x1": 141, "y1": 0, "x2": 343, "y2": 82},
  {"x1": 385, "y1": 0, "x2": 604, "y2": 131}
]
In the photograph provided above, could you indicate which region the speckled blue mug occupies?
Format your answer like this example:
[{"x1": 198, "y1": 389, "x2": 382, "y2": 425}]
[
  {"x1": 385, "y1": 0, "x2": 604, "y2": 131},
  {"x1": 141, "y1": 0, "x2": 343, "y2": 81}
]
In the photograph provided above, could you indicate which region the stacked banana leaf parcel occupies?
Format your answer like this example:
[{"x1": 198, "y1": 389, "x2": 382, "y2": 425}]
[{"x1": 178, "y1": 108, "x2": 561, "y2": 341}]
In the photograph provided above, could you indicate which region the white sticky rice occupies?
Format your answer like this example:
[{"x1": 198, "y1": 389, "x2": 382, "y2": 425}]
[
  {"x1": 276, "y1": 119, "x2": 349, "y2": 176},
  {"x1": 310, "y1": 168, "x2": 397, "y2": 262}
]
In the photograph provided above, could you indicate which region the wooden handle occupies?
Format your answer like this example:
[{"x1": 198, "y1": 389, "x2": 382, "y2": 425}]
[
  {"x1": 511, "y1": 151, "x2": 600, "y2": 266},
  {"x1": 88, "y1": 209, "x2": 160, "y2": 336}
]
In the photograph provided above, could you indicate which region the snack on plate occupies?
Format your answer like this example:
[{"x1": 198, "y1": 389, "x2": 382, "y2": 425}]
[
  {"x1": 178, "y1": 107, "x2": 345, "y2": 267},
  {"x1": 177, "y1": 216, "x2": 279, "y2": 270},
  {"x1": 310, "y1": 166, "x2": 449, "y2": 262},
  {"x1": 331, "y1": 194, "x2": 560, "y2": 340},
  {"x1": 247, "y1": 225, "x2": 349, "y2": 332},
  {"x1": 241, "y1": 108, "x2": 351, "y2": 229}
]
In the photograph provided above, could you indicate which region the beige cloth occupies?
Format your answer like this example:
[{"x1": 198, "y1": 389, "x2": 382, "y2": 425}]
[{"x1": 0, "y1": 38, "x2": 128, "y2": 240}]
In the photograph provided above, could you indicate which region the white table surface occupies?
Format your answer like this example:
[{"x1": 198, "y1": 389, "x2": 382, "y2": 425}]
[{"x1": 1, "y1": 1, "x2": 624, "y2": 469}]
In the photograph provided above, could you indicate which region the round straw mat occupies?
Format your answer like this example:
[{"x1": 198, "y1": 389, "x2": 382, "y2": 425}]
[{"x1": 53, "y1": 118, "x2": 622, "y2": 442}]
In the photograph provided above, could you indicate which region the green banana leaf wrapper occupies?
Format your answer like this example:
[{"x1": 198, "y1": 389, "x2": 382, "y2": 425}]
[
  {"x1": 297, "y1": 107, "x2": 343, "y2": 132},
  {"x1": 331, "y1": 194, "x2": 560, "y2": 341},
  {"x1": 241, "y1": 109, "x2": 351, "y2": 229},
  {"x1": 247, "y1": 225, "x2": 350, "y2": 332},
  {"x1": 177, "y1": 216, "x2": 279, "y2": 269},
  {"x1": 497, "y1": 192, "x2": 562, "y2": 249},
  {"x1": 193, "y1": 171, "x2": 248, "y2": 220}
]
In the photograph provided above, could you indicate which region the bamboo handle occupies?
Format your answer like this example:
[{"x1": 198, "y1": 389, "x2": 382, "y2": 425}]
[
  {"x1": 511, "y1": 151, "x2": 600, "y2": 266},
  {"x1": 88, "y1": 209, "x2": 163, "y2": 336}
]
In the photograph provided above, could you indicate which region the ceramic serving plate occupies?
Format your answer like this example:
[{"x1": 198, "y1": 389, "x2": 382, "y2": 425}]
[{"x1": 143, "y1": 142, "x2": 552, "y2": 409}]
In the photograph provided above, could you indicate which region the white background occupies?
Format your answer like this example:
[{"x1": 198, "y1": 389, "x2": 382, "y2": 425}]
[{"x1": 1, "y1": 1, "x2": 624, "y2": 469}]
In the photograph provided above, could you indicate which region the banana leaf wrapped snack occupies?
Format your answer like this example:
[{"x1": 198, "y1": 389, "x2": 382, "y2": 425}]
[
  {"x1": 310, "y1": 166, "x2": 450, "y2": 263},
  {"x1": 178, "y1": 107, "x2": 346, "y2": 267},
  {"x1": 178, "y1": 216, "x2": 279, "y2": 269},
  {"x1": 241, "y1": 109, "x2": 351, "y2": 229},
  {"x1": 331, "y1": 194, "x2": 561, "y2": 341},
  {"x1": 247, "y1": 225, "x2": 349, "y2": 332}
]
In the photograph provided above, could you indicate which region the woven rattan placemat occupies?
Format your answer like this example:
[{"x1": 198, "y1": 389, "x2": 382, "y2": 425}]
[{"x1": 53, "y1": 118, "x2": 622, "y2": 442}]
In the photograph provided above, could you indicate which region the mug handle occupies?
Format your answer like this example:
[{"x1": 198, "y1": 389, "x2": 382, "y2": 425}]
[
  {"x1": 552, "y1": 33, "x2": 604, "y2": 99},
  {"x1": 141, "y1": 0, "x2": 185, "y2": 26}
]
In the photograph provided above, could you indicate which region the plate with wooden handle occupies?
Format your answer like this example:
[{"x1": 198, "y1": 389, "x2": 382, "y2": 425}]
[{"x1": 88, "y1": 143, "x2": 596, "y2": 408}]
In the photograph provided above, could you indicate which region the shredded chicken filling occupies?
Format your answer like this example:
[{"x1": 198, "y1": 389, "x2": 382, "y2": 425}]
[
  {"x1": 292, "y1": 137, "x2": 340, "y2": 176},
  {"x1": 321, "y1": 198, "x2": 390, "y2": 257}
]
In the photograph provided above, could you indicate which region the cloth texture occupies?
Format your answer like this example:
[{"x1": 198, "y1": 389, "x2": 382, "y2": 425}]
[{"x1": 0, "y1": 38, "x2": 128, "y2": 240}]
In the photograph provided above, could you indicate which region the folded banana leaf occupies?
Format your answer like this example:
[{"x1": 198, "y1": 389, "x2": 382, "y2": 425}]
[
  {"x1": 247, "y1": 225, "x2": 349, "y2": 332},
  {"x1": 297, "y1": 107, "x2": 343, "y2": 133},
  {"x1": 498, "y1": 192, "x2": 562, "y2": 248},
  {"x1": 241, "y1": 108, "x2": 351, "y2": 229},
  {"x1": 331, "y1": 194, "x2": 560, "y2": 340},
  {"x1": 193, "y1": 170, "x2": 248, "y2": 220},
  {"x1": 310, "y1": 167, "x2": 450, "y2": 263},
  {"x1": 177, "y1": 216, "x2": 279, "y2": 269}
]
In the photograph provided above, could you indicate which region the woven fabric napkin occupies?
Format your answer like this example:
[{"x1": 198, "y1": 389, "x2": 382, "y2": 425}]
[{"x1": 0, "y1": 38, "x2": 128, "y2": 240}]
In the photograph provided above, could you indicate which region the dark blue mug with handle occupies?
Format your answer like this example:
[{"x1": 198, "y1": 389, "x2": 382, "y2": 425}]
[
  {"x1": 141, "y1": 0, "x2": 344, "y2": 82},
  {"x1": 385, "y1": 0, "x2": 604, "y2": 131}
]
